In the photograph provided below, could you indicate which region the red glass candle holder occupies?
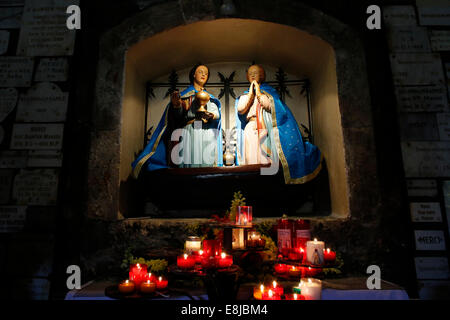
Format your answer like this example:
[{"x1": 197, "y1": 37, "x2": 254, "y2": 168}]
[
  {"x1": 156, "y1": 276, "x2": 168, "y2": 290},
  {"x1": 236, "y1": 206, "x2": 252, "y2": 226},
  {"x1": 274, "y1": 263, "x2": 288, "y2": 274},
  {"x1": 215, "y1": 253, "x2": 233, "y2": 268},
  {"x1": 177, "y1": 254, "x2": 196, "y2": 269},
  {"x1": 129, "y1": 264, "x2": 148, "y2": 287},
  {"x1": 201, "y1": 256, "x2": 217, "y2": 269},
  {"x1": 285, "y1": 293, "x2": 305, "y2": 300},
  {"x1": 324, "y1": 248, "x2": 336, "y2": 264},
  {"x1": 203, "y1": 239, "x2": 221, "y2": 257},
  {"x1": 271, "y1": 281, "x2": 284, "y2": 296}
]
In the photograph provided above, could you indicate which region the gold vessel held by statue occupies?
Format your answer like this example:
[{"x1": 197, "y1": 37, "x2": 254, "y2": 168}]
[{"x1": 195, "y1": 90, "x2": 210, "y2": 114}]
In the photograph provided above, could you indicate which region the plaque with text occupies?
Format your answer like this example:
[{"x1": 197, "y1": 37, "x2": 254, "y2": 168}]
[
  {"x1": 0, "y1": 88, "x2": 18, "y2": 122},
  {"x1": 437, "y1": 113, "x2": 450, "y2": 140},
  {"x1": 12, "y1": 169, "x2": 58, "y2": 205},
  {"x1": 429, "y1": 30, "x2": 450, "y2": 51},
  {"x1": 410, "y1": 202, "x2": 443, "y2": 222},
  {"x1": 443, "y1": 181, "x2": 450, "y2": 235},
  {"x1": 0, "y1": 57, "x2": 34, "y2": 87},
  {"x1": 407, "y1": 179, "x2": 438, "y2": 197},
  {"x1": 27, "y1": 150, "x2": 62, "y2": 167},
  {"x1": 383, "y1": 6, "x2": 417, "y2": 27},
  {"x1": 415, "y1": 230, "x2": 446, "y2": 251},
  {"x1": 415, "y1": 257, "x2": 450, "y2": 279},
  {"x1": 0, "y1": 30, "x2": 9, "y2": 55},
  {"x1": 16, "y1": 82, "x2": 68, "y2": 122},
  {"x1": 0, "y1": 169, "x2": 14, "y2": 204},
  {"x1": 399, "y1": 113, "x2": 439, "y2": 141},
  {"x1": 390, "y1": 53, "x2": 445, "y2": 86},
  {"x1": 416, "y1": 0, "x2": 450, "y2": 26},
  {"x1": 395, "y1": 85, "x2": 448, "y2": 112},
  {"x1": 17, "y1": 0, "x2": 79, "y2": 56},
  {"x1": 0, "y1": 206, "x2": 26, "y2": 233},
  {"x1": 0, "y1": 7, "x2": 22, "y2": 29},
  {"x1": 34, "y1": 58, "x2": 69, "y2": 82},
  {"x1": 387, "y1": 26, "x2": 431, "y2": 52},
  {"x1": 0, "y1": 150, "x2": 27, "y2": 168},
  {"x1": 401, "y1": 141, "x2": 450, "y2": 177},
  {"x1": 11, "y1": 123, "x2": 64, "y2": 150}
]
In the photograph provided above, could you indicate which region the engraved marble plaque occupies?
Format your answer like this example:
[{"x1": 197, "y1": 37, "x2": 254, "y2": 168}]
[
  {"x1": 429, "y1": 30, "x2": 450, "y2": 51},
  {"x1": 387, "y1": 26, "x2": 431, "y2": 52},
  {"x1": 0, "y1": 206, "x2": 26, "y2": 233},
  {"x1": 0, "y1": 30, "x2": 9, "y2": 55},
  {"x1": 0, "y1": 169, "x2": 14, "y2": 204},
  {"x1": 395, "y1": 85, "x2": 448, "y2": 112},
  {"x1": 12, "y1": 169, "x2": 58, "y2": 205},
  {"x1": 17, "y1": 0, "x2": 79, "y2": 56},
  {"x1": 0, "y1": 150, "x2": 27, "y2": 168},
  {"x1": 390, "y1": 53, "x2": 445, "y2": 86},
  {"x1": 16, "y1": 82, "x2": 68, "y2": 122},
  {"x1": 407, "y1": 179, "x2": 438, "y2": 197},
  {"x1": 11, "y1": 123, "x2": 64, "y2": 150},
  {"x1": 27, "y1": 150, "x2": 62, "y2": 167},
  {"x1": 401, "y1": 141, "x2": 450, "y2": 177},
  {"x1": 34, "y1": 58, "x2": 69, "y2": 82},
  {"x1": 415, "y1": 230, "x2": 446, "y2": 251},
  {"x1": 0, "y1": 57, "x2": 34, "y2": 87},
  {"x1": 0, "y1": 88, "x2": 18, "y2": 122},
  {"x1": 437, "y1": 113, "x2": 450, "y2": 140},
  {"x1": 399, "y1": 113, "x2": 439, "y2": 141},
  {"x1": 383, "y1": 6, "x2": 417, "y2": 27},
  {"x1": 416, "y1": 0, "x2": 450, "y2": 26},
  {"x1": 0, "y1": 7, "x2": 22, "y2": 29},
  {"x1": 410, "y1": 202, "x2": 443, "y2": 222},
  {"x1": 415, "y1": 257, "x2": 450, "y2": 279}
]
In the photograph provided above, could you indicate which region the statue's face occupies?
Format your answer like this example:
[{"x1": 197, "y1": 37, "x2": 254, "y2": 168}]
[
  {"x1": 194, "y1": 65, "x2": 209, "y2": 87},
  {"x1": 247, "y1": 65, "x2": 265, "y2": 83}
]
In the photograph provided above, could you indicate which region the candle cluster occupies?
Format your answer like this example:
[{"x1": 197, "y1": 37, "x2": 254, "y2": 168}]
[
  {"x1": 246, "y1": 230, "x2": 266, "y2": 248},
  {"x1": 253, "y1": 278, "x2": 322, "y2": 301},
  {"x1": 119, "y1": 267, "x2": 168, "y2": 296}
]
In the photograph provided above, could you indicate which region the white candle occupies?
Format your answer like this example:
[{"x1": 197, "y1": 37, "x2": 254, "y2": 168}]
[
  {"x1": 299, "y1": 278, "x2": 322, "y2": 300},
  {"x1": 306, "y1": 238, "x2": 325, "y2": 265},
  {"x1": 185, "y1": 236, "x2": 202, "y2": 253}
]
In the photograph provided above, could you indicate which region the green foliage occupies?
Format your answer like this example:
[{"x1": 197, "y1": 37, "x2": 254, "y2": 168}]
[
  {"x1": 225, "y1": 191, "x2": 246, "y2": 222},
  {"x1": 120, "y1": 248, "x2": 168, "y2": 274},
  {"x1": 255, "y1": 221, "x2": 274, "y2": 237},
  {"x1": 322, "y1": 252, "x2": 344, "y2": 277},
  {"x1": 261, "y1": 235, "x2": 278, "y2": 261}
]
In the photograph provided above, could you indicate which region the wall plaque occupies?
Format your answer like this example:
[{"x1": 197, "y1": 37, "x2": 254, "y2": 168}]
[
  {"x1": 407, "y1": 179, "x2": 438, "y2": 197},
  {"x1": 0, "y1": 30, "x2": 9, "y2": 55},
  {"x1": 437, "y1": 113, "x2": 450, "y2": 140},
  {"x1": 410, "y1": 202, "x2": 443, "y2": 222},
  {"x1": 443, "y1": 181, "x2": 450, "y2": 235},
  {"x1": 27, "y1": 150, "x2": 62, "y2": 167},
  {"x1": 390, "y1": 53, "x2": 445, "y2": 86},
  {"x1": 0, "y1": 7, "x2": 22, "y2": 29},
  {"x1": 34, "y1": 58, "x2": 69, "y2": 82},
  {"x1": 16, "y1": 82, "x2": 68, "y2": 122},
  {"x1": 394, "y1": 85, "x2": 448, "y2": 113},
  {"x1": 401, "y1": 141, "x2": 450, "y2": 177},
  {"x1": 17, "y1": 0, "x2": 79, "y2": 56},
  {"x1": 429, "y1": 30, "x2": 450, "y2": 51},
  {"x1": 12, "y1": 169, "x2": 58, "y2": 205},
  {"x1": 0, "y1": 206, "x2": 26, "y2": 233},
  {"x1": 415, "y1": 230, "x2": 446, "y2": 251},
  {"x1": 0, "y1": 169, "x2": 14, "y2": 204},
  {"x1": 383, "y1": 6, "x2": 417, "y2": 27},
  {"x1": 10, "y1": 123, "x2": 64, "y2": 150},
  {"x1": 0, "y1": 57, "x2": 34, "y2": 87},
  {"x1": 415, "y1": 257, "x2": 450, "y2": 279},
  {"x1": 0, "y1": 88, "x2": 18, "y2": 122},
  {"x1": 399, "y1": 113, "x2": 439, "y2": 141},
  {"x1": 0, "y1": 151, "x2": 27, "y2": 168},
  {"x1": 386, "y1": 26, "x2": 431, "y2": 52},
  {"x1": 416, "y1": 0, "x2": 450, "y2": 26}
]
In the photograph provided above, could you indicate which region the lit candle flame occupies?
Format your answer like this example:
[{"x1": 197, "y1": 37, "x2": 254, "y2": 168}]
[
  {"x1": 268, "y1": 290, "x2": 273, "y2": 298},
  {"x1": 184, "y1": 253, "x2": 188, "y2": 259},
  {"x1": 221, "y1": 252, "x2": 226, "y2": 259},
  {"x1": 137, "y1": 263, "x2": 140, "y2": 268},
  {"x1": 294, "y1": 293, "x2": 298, "y2": 300},
  {"x1": 272, "y1": 281, "x2": 277, "y2": 288},
  {"x1": 327, "y1": 248, "x2": 330, "y2": 253},
  {"x1": 158, "y1": 276, "x2": 162, "y2": 282},
  {"x1": 314, "y1": 238, "x2": 317, "y2": 242},
  {"x1": 215, "y1": 251, "x2": 218, "y2": 256},
  {"x1": 260, "y1": 284, "x2": 264, "y2": 293},
  {"x1": 146, "y1": 280, "x2": 150, "y2": 284},
  {"x1": 199, "y1": 250, "x2": 203, "y2": 255},
  {"x1": 125, "y1": 280, "x2": 129, "y2": 284},
  {"x1": 308, "y1": 278, "x2": 312, "y2": 283},
  {"x1": 300, "y1": 248, "x2": 304, "y2": 252}
]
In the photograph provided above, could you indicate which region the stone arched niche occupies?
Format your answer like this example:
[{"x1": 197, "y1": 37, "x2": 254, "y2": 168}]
[{"x1": 88, "y1": 1, "x2": 376, "y2": 222}]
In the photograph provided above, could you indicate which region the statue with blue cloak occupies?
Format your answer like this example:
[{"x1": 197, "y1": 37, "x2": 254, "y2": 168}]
[
  {"x1": 235, "y1": 64, "x2": 322, "y2": 184},
  {"x1": 132, "y1": 64, "x2": 223, "y2": 179}
]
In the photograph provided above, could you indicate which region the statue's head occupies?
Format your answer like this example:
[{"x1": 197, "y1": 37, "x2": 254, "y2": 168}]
[
  {"x1": 247, "y1": 64, "x2": 266, "y2": 84},
  {"x1": 189, "y1": 64, "x2": 210, "y2": 87}
]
